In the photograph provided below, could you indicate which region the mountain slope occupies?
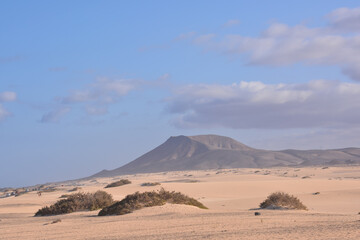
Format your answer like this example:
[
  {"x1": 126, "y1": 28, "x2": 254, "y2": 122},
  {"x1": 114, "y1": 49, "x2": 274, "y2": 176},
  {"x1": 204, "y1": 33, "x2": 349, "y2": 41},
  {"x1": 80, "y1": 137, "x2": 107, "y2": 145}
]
[{"x1": 89, "y1": 135, "x2": 360, "y2": 178}]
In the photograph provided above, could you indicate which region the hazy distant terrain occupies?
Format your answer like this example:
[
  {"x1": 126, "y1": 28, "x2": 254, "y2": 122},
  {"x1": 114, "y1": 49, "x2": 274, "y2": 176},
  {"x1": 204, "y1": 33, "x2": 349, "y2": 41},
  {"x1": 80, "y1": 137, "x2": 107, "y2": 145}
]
[{"x1": 90, "y1": 135, "x2": 360, "y2": 178}]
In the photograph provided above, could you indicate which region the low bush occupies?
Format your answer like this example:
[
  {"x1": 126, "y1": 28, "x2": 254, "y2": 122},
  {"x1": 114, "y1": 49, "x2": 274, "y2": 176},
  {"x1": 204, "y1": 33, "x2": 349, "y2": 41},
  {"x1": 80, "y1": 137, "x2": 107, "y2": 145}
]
[
  {"x1": 40, "y1": 187, "x2": 57, "y2": 193},
  {"x1": 104, "y1": 179, "x2": 131, "y2": 188},
  {"x1": 35, "y1": 191, "x2": 114, "y2": 216},
  {"x1": 141, "y1": 182, "x2": 161, "y2": 186},
  {"x1": 59, "y1": 194, "x2": 70, "y2": 198},
  {"x1": 98, "y1": 188, "x2": 207, "y2": 216},
  {"x1": 259, "y1": 192, "x2": 307, "y2": 210},
  {"x1": 68, "y1": 187, "x2": 82, "y2": 192}
]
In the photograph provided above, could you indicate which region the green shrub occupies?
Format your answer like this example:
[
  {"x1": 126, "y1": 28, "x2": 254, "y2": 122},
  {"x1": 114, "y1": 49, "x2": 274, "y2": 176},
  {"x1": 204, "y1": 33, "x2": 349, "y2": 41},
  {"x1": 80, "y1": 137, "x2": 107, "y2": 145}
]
[
  {"x1": 259, "y1": 192, "x2": 307, "y2": 210},
  {"x1": 35, "y1": 191, "x2": 114, "y2": 216},
  {"x1": 98, "y1": 188, "x2": 207, "y2": 216},
  {"x1": 104, "y1": 179, "x2": 131, "y2": 188}
]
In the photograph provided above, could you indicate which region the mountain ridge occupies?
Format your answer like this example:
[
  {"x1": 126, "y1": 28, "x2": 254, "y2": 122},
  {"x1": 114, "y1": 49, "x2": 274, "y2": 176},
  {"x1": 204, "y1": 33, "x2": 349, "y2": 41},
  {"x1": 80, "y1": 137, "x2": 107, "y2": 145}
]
[{"x1": 89, "y1": 134, "x2": 360, "y2": 178}]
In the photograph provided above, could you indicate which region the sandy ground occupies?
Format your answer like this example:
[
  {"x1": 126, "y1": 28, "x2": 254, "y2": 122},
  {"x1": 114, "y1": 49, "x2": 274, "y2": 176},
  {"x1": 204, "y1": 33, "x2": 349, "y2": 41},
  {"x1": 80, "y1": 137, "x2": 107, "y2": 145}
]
[{"x1": 0, "y1": 166, "x2": 359, "y2": 239}]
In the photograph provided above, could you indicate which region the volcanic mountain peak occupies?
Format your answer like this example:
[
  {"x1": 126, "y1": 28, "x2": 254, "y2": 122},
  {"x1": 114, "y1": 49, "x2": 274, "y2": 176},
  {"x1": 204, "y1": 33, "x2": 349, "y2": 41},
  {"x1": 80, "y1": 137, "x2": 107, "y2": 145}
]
[
  {"x1": 188, "y1": 134, "x2": 252, "y2": 151},
  {"x1": 87, "y1": 134, "x2": 360, "y2": 179}
]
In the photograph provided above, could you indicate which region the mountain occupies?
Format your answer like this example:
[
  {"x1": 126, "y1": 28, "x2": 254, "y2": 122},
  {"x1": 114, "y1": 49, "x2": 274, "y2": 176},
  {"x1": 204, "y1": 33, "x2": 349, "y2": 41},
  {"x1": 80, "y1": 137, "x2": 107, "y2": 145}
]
[{"x1": 89, "y1": 134, "x2": 360, "y2": 178}]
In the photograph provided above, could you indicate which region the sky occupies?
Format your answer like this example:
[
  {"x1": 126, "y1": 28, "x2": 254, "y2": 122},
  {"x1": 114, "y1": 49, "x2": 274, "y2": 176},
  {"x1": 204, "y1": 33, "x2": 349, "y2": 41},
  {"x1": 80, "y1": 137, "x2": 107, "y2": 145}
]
[{"x1": 1, "y1": 0, "x2": 360, "y2": 187}]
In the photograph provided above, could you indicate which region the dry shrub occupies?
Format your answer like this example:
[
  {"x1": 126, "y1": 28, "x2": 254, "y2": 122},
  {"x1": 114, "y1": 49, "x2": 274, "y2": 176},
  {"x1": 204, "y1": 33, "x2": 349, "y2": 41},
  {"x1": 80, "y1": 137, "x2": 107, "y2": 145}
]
[
  {"x1": 104, "y1": 179, "x2": 131, "y2": 188},
  {"x1": 35, "y1": 191, "x2": 114, "y2": 216},
  {"x1": 141, "y1": 182, "x2": 161, "y2": 186},
  {"x1": 59, "y1": 194, "x2": 70, "y2": 198},
  {"x1": 68, "y1": 187, "x2": 82, "y2": 192},
  {"x1": 259, "y1": 192, "x2": 307, "y2": 210},
  {"x1": 40, "y1": 187, "x2": 57, "y2": 193},
  {"x1": 98, "y1": 188, "x2": 207, "y2": 216}
]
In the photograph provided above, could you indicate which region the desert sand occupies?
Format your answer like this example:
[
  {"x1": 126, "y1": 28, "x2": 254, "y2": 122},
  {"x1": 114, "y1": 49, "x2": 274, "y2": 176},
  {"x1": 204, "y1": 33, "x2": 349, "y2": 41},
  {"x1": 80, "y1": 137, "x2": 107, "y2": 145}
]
[{"x1": 0, "y1": 166, "x2": 359, "y2": 239}]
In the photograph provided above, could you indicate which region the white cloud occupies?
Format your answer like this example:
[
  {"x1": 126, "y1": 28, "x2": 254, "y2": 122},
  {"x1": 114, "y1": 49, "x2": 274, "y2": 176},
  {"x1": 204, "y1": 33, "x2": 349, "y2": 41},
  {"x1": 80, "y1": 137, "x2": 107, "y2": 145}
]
[
  {"x1": 327, "y1": 7, "x2": 360, "y2": 32},
  {"x1": 166, "y1": 80, "x2": 360, "y2": 129},
  {"x1": 342, "y1": 65, "x2": 360, "y2": 81},
  {"x1": 188, "y1": 7, "x2": 360, "y2": 81},
  {"x1": 62, "y1": 78, "x2": 138, "y2": 104},
  {"x1": 0, "y1": 91, "x2": 16, "y2": 102}
]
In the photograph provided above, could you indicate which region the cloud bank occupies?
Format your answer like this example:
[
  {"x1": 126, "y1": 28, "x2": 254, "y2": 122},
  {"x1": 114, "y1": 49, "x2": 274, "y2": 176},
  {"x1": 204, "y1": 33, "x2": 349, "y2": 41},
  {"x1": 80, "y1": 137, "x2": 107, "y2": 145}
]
[
  {"x1": 190, "y1": 7, "x2": 360, "y2": 81},
  {"x1": 167, "y1": 80, "x2": 360, "y2": 129}
]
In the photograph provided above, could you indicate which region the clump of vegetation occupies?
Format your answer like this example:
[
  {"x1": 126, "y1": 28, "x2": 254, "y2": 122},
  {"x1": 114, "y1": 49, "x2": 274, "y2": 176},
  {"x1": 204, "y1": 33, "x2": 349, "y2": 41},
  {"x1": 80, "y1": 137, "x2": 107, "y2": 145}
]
[
  {"x1": 259, "y1": 192, "x2": 307, "y2": 210},
  {"x1": 141, "y1": 182, "x2": 161, "y2": 187},
  {"x1": 35, "y1": 191, "x2": 114, "y2": 216},
  {"x1": 187, "y1": 180, "x2": 199, "y2": 183},
  {"x1": 98, "y1": 188, "x2": 207, "y2": 216},
  {"x1": 104, "y1": 179, "x2": 131, "y2": 188},
  {"x1": 68, "y1": 187, "x2": 81, "y2": 192},
  {"x1": 39, "y1": 186, "x2": 57, "y2": 193},
  {"x1": 59, "y1": 194, "x2": 70, "y2": 198}
]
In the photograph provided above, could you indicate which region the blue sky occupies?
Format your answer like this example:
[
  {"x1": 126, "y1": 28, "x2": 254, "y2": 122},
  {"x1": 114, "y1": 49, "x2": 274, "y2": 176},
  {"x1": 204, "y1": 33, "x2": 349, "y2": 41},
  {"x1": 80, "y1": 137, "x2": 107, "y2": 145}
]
[{"x1": 1, "y1": 0, "x2": 360, "y2": 187}]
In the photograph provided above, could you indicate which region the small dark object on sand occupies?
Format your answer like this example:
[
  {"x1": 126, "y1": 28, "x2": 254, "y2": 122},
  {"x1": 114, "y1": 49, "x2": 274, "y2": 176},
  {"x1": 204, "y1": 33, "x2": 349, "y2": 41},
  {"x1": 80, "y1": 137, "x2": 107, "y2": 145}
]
[
  {"x1": 254, "y1": 212, "x2": 261, "y2": 216},
  {"x1": 313, "y1": 192, "x2": 320, "y2": 195},
  {"x1": 51, "y1": 219, "x2": 61, "y2": 224}
]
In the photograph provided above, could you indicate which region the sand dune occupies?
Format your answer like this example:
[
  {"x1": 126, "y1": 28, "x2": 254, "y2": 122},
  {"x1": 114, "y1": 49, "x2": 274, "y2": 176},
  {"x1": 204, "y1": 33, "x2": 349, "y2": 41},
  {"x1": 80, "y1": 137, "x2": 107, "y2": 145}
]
[{"x1": 0, "y1": 166, "x2": 359, "y2": 239}]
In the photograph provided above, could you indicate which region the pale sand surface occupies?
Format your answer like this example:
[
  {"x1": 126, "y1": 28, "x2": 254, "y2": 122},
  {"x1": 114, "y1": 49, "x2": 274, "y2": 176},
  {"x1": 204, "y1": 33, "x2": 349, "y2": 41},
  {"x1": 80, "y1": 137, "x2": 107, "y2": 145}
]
[{"x1": 0, "y1": 166, "x2": 359, "y2": 239}]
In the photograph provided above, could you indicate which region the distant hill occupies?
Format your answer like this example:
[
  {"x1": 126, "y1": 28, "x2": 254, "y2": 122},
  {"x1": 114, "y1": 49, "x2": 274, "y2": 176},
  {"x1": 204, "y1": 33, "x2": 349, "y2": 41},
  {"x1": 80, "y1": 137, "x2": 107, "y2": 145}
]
[{"x1": 89, "y1": 135, "x2": 360, "y2": 178}]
